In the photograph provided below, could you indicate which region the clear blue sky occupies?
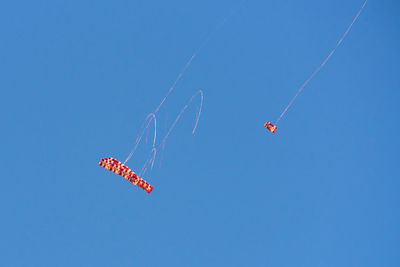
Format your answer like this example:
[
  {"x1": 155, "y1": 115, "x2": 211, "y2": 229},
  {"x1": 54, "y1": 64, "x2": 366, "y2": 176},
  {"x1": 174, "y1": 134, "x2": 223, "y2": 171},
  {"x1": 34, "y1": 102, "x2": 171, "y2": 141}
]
[{"x1": 1, "y1": 0, "x2": 399, "y2": 266}]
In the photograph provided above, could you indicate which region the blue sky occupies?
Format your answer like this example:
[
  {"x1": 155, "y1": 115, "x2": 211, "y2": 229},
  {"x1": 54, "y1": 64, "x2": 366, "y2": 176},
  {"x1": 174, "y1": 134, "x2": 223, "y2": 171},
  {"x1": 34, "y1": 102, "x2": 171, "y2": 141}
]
[{"x1": 1, "y1": 0, "x2": 399, "y2": 266}]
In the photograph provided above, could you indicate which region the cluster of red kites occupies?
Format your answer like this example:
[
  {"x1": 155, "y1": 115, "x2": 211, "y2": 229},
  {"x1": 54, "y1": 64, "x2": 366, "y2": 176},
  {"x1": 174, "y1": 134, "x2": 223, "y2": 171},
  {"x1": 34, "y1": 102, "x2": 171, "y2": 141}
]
[{"x1": 99, "y1": 0, "x2": 368, "y2": 193}]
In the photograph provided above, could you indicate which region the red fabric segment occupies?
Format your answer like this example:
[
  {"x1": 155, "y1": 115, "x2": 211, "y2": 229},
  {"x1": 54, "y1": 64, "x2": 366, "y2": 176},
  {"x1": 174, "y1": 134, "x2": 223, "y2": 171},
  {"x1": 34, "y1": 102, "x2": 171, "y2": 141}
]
[{"x1": 99, "y1": 157, "x2": 153, "y2": 193}]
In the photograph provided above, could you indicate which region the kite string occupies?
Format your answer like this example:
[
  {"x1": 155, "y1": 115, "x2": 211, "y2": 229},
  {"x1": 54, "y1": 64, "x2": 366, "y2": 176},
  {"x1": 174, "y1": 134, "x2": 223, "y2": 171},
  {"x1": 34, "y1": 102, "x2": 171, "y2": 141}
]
[
  {"x1": 153, "y1": 0, "x2": 245, "y2": 114},
  {"x1": 140, "y1": 90, "x2": 204, "y2": 176},
  {"x1": 275, "y1": 0, "x2": 368, "y2": 124},
  {"x1": 140, "y1": 147, "x2": 157, "y2": 177},
  {"x1": 124, "y1": 113, "x2": 156, "y2": 164},
  {"x1": 164, "y1": 89, "x2": 203, "y2": 141},
  {"x1": 125, "y1": 1, "x2": 245, "y2": 164}
]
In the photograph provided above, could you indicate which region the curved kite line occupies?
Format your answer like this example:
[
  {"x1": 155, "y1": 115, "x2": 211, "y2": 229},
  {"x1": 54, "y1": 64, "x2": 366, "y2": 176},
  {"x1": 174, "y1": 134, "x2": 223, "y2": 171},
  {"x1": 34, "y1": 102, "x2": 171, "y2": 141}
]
[
  {"x1": 124, "y1": 2, "x2": 245, "y2": 174},
  {"x1": 139, "y1": 90, "x2": 204, "y2": 176}
]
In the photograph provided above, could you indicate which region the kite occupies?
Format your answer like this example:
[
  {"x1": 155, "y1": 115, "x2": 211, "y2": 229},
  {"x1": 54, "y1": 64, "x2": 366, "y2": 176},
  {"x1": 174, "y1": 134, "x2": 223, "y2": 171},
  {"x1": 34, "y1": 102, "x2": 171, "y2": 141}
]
[
  {"x1": 99, "y1": 157, "x2": 153, "y2": 193},
  {"x1": 265, "y1": 0, "x2": 368, "y2": 133},
  {"x1": 104, "y1": 2, "x2": 244, "y2": 193},
  {"x1": 264, "y1": 121, "x2": 277, "y2": 133},
  {"x1": 96, "y1": 2, "x2": 251, "y2": 193}
]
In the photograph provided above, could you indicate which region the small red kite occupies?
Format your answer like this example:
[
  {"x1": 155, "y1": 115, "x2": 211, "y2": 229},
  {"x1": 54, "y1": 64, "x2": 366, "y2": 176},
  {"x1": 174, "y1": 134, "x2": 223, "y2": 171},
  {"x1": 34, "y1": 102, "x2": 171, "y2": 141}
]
[{"x1": 264, "y1": 121, "x2": 277, "y2": 133}]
